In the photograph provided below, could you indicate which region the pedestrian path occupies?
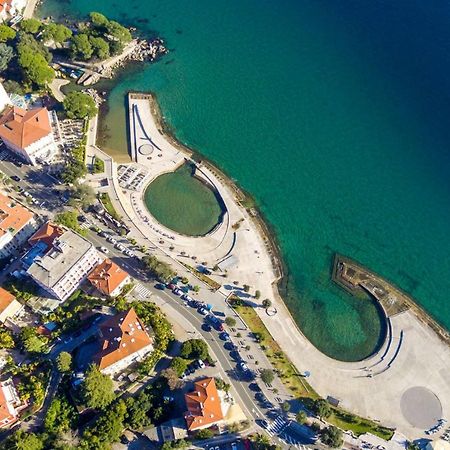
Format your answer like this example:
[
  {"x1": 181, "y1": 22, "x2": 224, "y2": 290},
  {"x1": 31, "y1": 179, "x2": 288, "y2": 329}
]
[
  {"x1": 133, "y1": 283, "x2": 152, "y2": 299},
  {"x1": 266, "y1": 415, "x2": 289, "y2": 436}
]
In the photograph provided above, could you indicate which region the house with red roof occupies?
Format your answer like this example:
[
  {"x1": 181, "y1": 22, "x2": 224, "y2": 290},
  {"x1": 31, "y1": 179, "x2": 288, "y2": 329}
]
[
  {"x1": 0, "y1": 0, "x2": 26, "y2": 22},
  {"x1": 94, "y1": 308, "x2": 153, "y2": 375},
  {"x1": 0, "y1": 379, "x2": 26, "y2": 429},
  {"x1": 0, "y1": 105, "x2": 57, "y2": 165},
  {"x1": 87, "y1": 259, "x2": 130, "y2": 297},
  {"x1": 184, "y1": 378, "x2": 225, "y2": 431},
  {"x1": 0, "y1": 287, "x2": 22, "y2": 325}
]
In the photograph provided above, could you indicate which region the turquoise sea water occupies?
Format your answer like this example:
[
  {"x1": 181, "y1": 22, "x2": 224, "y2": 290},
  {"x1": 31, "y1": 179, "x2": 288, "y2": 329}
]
[{"x1": 40, "y1": 0, "x2": 450, "y2": 361}]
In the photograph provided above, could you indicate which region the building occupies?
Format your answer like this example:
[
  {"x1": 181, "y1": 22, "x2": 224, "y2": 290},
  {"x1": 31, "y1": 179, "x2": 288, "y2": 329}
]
[
  {"x1": 94, "y1": 308, "x2": 153, "y2": 375},
  {"x1": 87, "y1": 259, "x2": 130, "y2": 297},
  {"x1": 0, "y1": 287, "x2": 22, "y2": 325},
  {"x1": 0, "y1": 379, "x2": 26, "y2": 428},
  {"x1": 0, "y1": 193, "x2": 37, "y2": 258},
  {"x1": 184, "y1": 378, "x2": 224, "y2": 431},
  {"x1": 0, "y1": 83, "x2": 11, "y2": 112},
  {"x1": 27, "y1": 222, "x2": 102, "y2": 303},
  {"x1": 0, "y1": 105, "x2": 57, "y2": 165},
  {"x1": 0, "y1": 0, "x2": 26, "y2": 22}
]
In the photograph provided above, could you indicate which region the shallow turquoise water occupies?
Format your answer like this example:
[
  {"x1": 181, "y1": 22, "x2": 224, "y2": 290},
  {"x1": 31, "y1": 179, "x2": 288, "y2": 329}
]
[
  {"x1": 40, "y1": 0, "x2": 450, "y2": 361},
  {"x1": 144, "y1": 164, "x2": 223, "y2": 236}
]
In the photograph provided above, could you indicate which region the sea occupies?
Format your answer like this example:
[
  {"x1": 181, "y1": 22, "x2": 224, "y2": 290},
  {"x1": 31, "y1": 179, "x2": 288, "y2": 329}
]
[{"x1": 38, "y1": 0, "x2": 450, "y2": 361}]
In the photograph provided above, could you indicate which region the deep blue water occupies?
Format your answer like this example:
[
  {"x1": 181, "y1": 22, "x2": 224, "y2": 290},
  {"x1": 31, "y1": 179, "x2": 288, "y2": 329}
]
[{"x1": 39, "y1": 0, "x2": 450, "y2": 360}]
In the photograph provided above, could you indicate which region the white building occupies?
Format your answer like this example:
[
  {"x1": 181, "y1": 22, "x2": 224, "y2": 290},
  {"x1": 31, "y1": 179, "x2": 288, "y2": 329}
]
[
  {"x1": 0, "y1": 287, "x2": 22, "y2": 325},
  {"x1": 0, "y1": 83, "x2": 11, "y2": 112},
  {"x1": 0, "y1": 193, "x2": 37, "y2": 258},
  {"x1": 0, "y1": 0, "x2": 26, "y2": 22},
  {"x1": 0, "y1": 105, "x2": 58, "y2": 165},
  {"x1": 94, "y1": 308, "x2": 153, "y2": 376},
  {"x1": 0, "y1": 379, "x2": 25, "y2": 428},
  {"x1": 27, "y1": 222, "x2": 102, "y2": 302}
]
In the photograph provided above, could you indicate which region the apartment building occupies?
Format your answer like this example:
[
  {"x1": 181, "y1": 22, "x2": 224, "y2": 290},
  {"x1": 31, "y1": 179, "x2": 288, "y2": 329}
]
[
  {"x1": 0, "y1": 193, "x2": 37, "y2": 258},
  {"x1": 27, "y1": 222, "x2": 102, "y2": 302}
]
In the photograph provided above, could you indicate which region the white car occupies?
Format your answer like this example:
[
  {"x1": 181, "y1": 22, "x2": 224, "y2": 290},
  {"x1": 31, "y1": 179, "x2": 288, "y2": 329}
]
[
  {"x1": 198, "y1": 359, "x2": 205, "y2": 369},
  {"x1": 115, "y1": 243, "x2": 125, "y2": 251},
  {"x1": 106, "y1": 236, "x2": 117, "y2": 245},
  {"x1": 239, "y1": 362, "x2": 249, "y2": 371},
  {"x1": 100, "y1": 246, "x2": 109, "y2": 254}
]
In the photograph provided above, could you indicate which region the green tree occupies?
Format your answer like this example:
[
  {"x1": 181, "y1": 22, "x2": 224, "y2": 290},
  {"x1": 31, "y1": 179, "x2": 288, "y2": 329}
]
[
  {"x1": 44, "y1": 397, "x2": 76, "y2": 434},
  {"x1": 255, "y1": 290, "x2": 261, "y2": 299},
  {"x1": 69, "y1": 182, "x2": 96, "y2": 207},
  {"x1": 90, "y1": 36, "x2": 110, "y2": 60},
  {"x1": 20, "y1": 327, "x2": 47, "y2": 353},
  {"x1": 296, "y1": 411, "x2": 307, "y2": 424},
  {"x1": 196, "y1": 428, "x2": 214, "y2": 440},
  {"x1": 80, "y1": 399, "x2": 126, "y2": 448},
  {"x1": 161, "y1": 367, "x2": 183, "y2": 391},
  {"x1": 109, "y1": 39, "x2": 124, "y2": 56},
  {"x1": 61, "y1": 160, "x2": 87, "y2": 184},
  {"x1": 320, "y1": 426, "x2": 343, "y2": 448},
  {"x1": 18, "y1": 31, "x2": 52, "y2": 61},
  {"x1": 260, "y1": 368, "x2": 274, "y2": 385},
  {"x1": 0, "y1": 43, "x2": 14, "y2": 72},
  {"x1": 55, "y1": 210, "x2": 86, "y2": 235},
  {"x1": 63, "y1": 91, "x2": 98, "y2": 119},
  {"x1": 161, "y1": 439, "x2": 189, "y2": 450},
  {"x1": 0, "y1": 24, "x2": 16, "y2": 42},
  {"x1": 56, "y1": 351, "x2": 72, "y2": 372},
  {"x1": 180, "y1": 339, "x2": 209, "y2": 360},
  {"x1": 281, "y1": 401, "x2": 291, "y2": 412},
  {"x1": 313, "y1": 398, "x2": 331, "y2": 419},
  {"x1": 106, "y1": 20, "x2": 132, "y2": 43},
  {"x1": 2, "y1": 430, "x2": 44, "y2": 449},
  {"x1": 170, "y1": 356, "x2": 188, "y2": 376},
  {"x1": 20, "y1": 18, "x2": 41, "y2": 34},
  {"x1": 71, "y1": 33, "x2": 93, "y2": 60},
  {"x1": 124, "y1": 393, "x2": 152, "y2": 430},
  {"x1": 214, "y1": 377, "x2": 231, "y2": 393},
  {"x1": 142, "y1": 255, "x2": 175, "y2": 283},
  {"x1": 81, "y1": 365, "x2": 115, "y2": 410},
  {"x1": 89, "y1": 12, "x2": 109, "y2": 28},
  {"x1": 262, "y1": 298, "x2": 272, "y2": 308},
  {"x1": 0, "y1": 327, "x2": 14, "y2": 349},
  {"x1": 224, "y1": 316, "x2": 236, "y2": 327},
  {"x1": 17, "y1": 46, "x2": 54, "y2": 86},
  {"x1": 42, "y1": 23, "x2": 72, "y2": 43},
  {"x1": 243, "y1": 284, "x2": 250, "y2": 292}
]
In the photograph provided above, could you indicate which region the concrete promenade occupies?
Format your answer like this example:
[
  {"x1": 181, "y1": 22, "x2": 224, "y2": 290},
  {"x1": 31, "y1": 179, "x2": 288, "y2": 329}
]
[{"x1": 87, "y1": 95, "x2": 450, "y2": 441}]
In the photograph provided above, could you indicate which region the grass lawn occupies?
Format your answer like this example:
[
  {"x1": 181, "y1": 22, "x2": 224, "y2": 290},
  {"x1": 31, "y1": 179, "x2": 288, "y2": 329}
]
[
  {"x1": 233, "y1": 301, "x2": 394, "y2": 440},
  {"x1": 99, "y1": 192, "x2": 121, "y2": 220}
]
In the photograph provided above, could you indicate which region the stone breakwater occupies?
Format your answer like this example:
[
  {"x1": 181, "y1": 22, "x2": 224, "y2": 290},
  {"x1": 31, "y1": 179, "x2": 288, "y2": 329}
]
[{"x1": 99, "y1": 38, "x2": 168, "y2": 79}]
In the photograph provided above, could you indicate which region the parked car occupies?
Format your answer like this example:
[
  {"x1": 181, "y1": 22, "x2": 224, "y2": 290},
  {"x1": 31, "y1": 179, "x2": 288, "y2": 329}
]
[
  {"x1": 220, "y1": 332, "x2": 230, "y2": 341},
  {"x1": 239, "y1": 362, "x2": 249, "y2": 372},
  {"x1": 100, "y1": 246, "x2": 109, "y2": 254},
  {"x1": 115, "y1": 243, "x2": 125, "y2": 251},
  {"x1": 198, "y1": 307, "x2": 207, "y2": 315},
  {"x1": 202, "y1": 323, "x2": 212, "y2": 332},
  {"x1": 155, "y1": 283, "x2": 166, "y2": 290},
  {"x1": 11, "y1": 175, "x2": 20, "y2": 182},
  {"x1": 198, "y1": 359, "x2": 205, "y2": 369}
]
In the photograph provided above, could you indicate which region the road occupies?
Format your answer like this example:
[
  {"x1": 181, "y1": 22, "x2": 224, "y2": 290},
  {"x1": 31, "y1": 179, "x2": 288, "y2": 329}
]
[{"x1": 0, "y1": 158, "x2": 312, "y2": 448}]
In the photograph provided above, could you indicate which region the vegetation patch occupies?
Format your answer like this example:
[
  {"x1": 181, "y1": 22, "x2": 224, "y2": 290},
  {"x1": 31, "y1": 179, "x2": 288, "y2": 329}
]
[
  {"x1": 99, "y1": 192, "x2": 121, "y2": 220},
  {"x1": 180, "y1": 262, "x2": 221, "y2": 290}
]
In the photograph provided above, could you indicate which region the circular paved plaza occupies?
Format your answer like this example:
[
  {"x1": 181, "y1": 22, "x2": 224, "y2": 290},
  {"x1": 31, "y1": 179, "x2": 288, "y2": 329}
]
[{"x1": 400, "y1": 386, "x2": 442, "y2": 429}]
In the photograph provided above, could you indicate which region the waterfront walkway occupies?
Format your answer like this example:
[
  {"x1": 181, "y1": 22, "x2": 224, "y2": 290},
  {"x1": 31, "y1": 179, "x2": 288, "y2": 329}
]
[{"x1": 86, "y1": 95, "x2": 450, "y2": 440}]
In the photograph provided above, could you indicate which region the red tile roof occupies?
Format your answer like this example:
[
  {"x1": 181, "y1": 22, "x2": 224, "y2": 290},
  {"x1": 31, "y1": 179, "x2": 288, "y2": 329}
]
[
  {"x1": 94, "y1": 308, "x2": 152, "y2": 371},
  {"x1": 87, "y1": 259, "x2": 129, "y2": 296},
  {"x1": 0, "y1": 287, "x2": 15, "y2": 314},
  {"x1": 28, "y1": 221, "x2": 64, "y2": 248},
  {"x1": 185, "y1": 378, "x2": 224, "y2": 431},
  {"x1": 0, "y1": 106, "x2": 52, "y2": 150},
  {"x1": 0, "y1": 193, "x2": 34, "y2": 239},
  {"x1": 0, "y1": 382, "x2": 17, "y2": 428}
]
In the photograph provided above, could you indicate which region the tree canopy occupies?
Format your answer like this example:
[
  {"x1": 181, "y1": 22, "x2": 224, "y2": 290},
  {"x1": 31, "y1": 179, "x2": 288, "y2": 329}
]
[
  {"x1": 313, "y1": 398, "x2": 332, "y2": 419},
  {"x1": 17, "y1": 45, "x2": 54, "y2": 87},
  {"x1": 106, "y1": 20, "x2": 132, "y2": 43},
  {"x1": 71, "y1": 33, "x2": 93, "y2": 60},
  {"x1": 89, "y1": 36, "x2": 110, "y2": 60},
  {"x1": 0, "y1": 24, "x2": 16, "y2": 42},
  {"x1": 89, "y1": 12, "x2": 109, "y2": 28},
  {"x1": 170, "y1": 356, "x2": 188, "y2": 376},
  {"x1": 0, "y1": 327, "x2": 14, "y2": 349},
  {"x1": 42, "y1": 23, "x2": 72, "y2": 43},
  {"x1": 180, "y1": 339, "x2": 209, "y2": 360},
  {"x1": 0, "y1": 43, "x2": 14, "y2": 73},
  {"x1": 260, "y1": 368, "x2": 274, "y2": 385},
  {"x1": 320, "y1": 426, "x2": 343, "y2": 448},
  {"x1": 81, "y1": 365, "x2": 115, "y2": 409},
  {"x1": 19, "y1": 18, "x2": 42, "y2": 34},
  {"x1": 63, "y1": 91, "x2": 98, "y2": 119},
  {"x1": 56, "y1": 351, "x2": 72, "y2": 372},
  {"x1": 142, "y1": 255, "x2": 175, "y2": 283},
  {"x1": 55, "y1": 210, "x2": 86, "y2": 236}
]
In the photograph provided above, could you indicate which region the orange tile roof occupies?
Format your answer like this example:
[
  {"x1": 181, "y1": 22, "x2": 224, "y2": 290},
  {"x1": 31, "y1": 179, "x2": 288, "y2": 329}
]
[
  {"x1": 185, "y1": 378, "x2": 224, "y2": 431},
  {"x1": 0, "y1": 383, "x2": 17, "y2": 427},
  {"x1": 87, "y1": 259, "x2": 129, "y2": 296},
  {"x1": 28, "y1": 221, "x2": 64, "y2": 247},
  {"x1": 0, "y1": 193, "x2": 34, "y2": 239},
  {"x1": 95, "y1": 308, "x2": 152, "y2": 371},
  {"x1": 0, "y1": 287, "x2": 15, "y2": 314},
  {"x1": 0, "y1": 106, "x2": 52, "y2": 150}
]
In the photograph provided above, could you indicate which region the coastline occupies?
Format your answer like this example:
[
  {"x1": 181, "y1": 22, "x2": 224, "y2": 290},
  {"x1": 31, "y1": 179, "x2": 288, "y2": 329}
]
[{"x1": 127, "y1": 91, "x2": 450, "y2": 439}]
